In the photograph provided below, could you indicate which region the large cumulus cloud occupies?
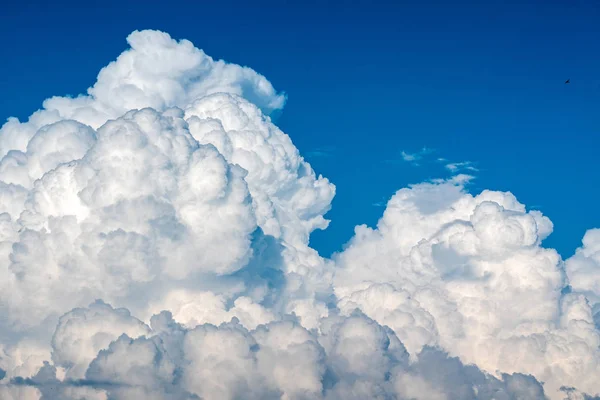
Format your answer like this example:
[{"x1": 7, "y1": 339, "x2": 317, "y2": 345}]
[
  {"x1": 0, "y1": 29, "x2": 598, "y2": 399},
  {"x1": 334, "y1": 177, "x2": 600, "y2": 398}
]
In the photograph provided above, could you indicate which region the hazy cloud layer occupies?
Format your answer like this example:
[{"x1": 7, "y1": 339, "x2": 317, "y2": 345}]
[{"x1": 0, "y1": 30, "x2": 598, "y2": 400}]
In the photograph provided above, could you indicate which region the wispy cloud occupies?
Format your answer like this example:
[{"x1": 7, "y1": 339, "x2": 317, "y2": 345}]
[
  {"x1": 372, "y1": 198, "x2": 389, "y2": 207},
  {"x1": 386, "y1": 148, "x2": 480, "y2": 184},
  {"x1": 305, "y1": 146, "x2": 336, "y2": 159},
  {"x1": 444, "y1": 161, "x2": 479, "y2": 173},
  {"x1": 387, "y1": 147, "x2": 435, "y2": 166},
  {"x1": 401, "y1": 151, "x2": 419, "y2": 162},
  {"x1": 431, "y1": 173, "x2": 475, "y2": 185}
]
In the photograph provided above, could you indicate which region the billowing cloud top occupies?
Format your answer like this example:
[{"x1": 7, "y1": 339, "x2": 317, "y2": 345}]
[
  {"x1": 0, "y1": 30, "x2": 286, "y2": 158},
  {"x1": 0, "y1": 29, "x2": 598, "y2": 400}
]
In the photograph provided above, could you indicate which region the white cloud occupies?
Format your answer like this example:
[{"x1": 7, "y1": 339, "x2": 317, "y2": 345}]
[
  {"x1": 51, "y1": 300, "x2": 151, "y2": 379},
  {"x1": 0, "y1": 29, "x2": 334, "y2": 385},
  {"x1": 0, "y1": 30, "x2": 286, "y2": 159},
  {"x1": 444, "y1": 161, "x2": 479, "y2": 172},
  {"x1": 3, "y1": 304, "x2": 547, "y2": 400},
  {"x1": 334, "y1": 176, "x2": 600, "y2": 399},
  {"x1": 566, "y1": 229, "x2": 600, "y2": 304},
  {"x1": 398, "y1": 147, "x2": 434, "y2": 165},
  {"x1": 401, "y1": 150, "x2": 419, "y2": 162},
  {"x1": 0, "y1": 29, "x2": 598, "y2": 400}
]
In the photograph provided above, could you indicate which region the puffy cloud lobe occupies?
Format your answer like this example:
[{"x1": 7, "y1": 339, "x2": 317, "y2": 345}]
[
  {"x1": 566, "y1": 229, "x2": 600, "y2": 306},
  {"x1": 0, "y1": 120, "x2": 96, "y2": 189},
  {"x1": 0, "y1": 28, "x2": 599, "y2": 400},
  {"x1": 185, "y1": 93, "x2": 335, "y2": 245},
  {"x1": 51, "y1": 300, "x2": 151, "y2": 379},
  {"x1": 147, "y1": 289, "x2": 275, "y2": 331},
  {"x1": 0, "y1": 107, "x2": 265, "y2": 338}
]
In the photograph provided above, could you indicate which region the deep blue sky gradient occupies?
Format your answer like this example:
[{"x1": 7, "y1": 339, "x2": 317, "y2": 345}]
[{"x1": 2, "y1": 0, "x2": 599, "y2": 258}]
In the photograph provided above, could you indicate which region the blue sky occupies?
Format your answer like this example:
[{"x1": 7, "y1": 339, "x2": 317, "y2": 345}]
[{"x1": 2, "y1": 0, "x2": 599, "y2": 258}]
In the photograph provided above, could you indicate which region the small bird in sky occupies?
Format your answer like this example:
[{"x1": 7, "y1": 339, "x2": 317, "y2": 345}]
[{"x1": 565, "y1": 79, "x2": 570, "y2": 84}]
